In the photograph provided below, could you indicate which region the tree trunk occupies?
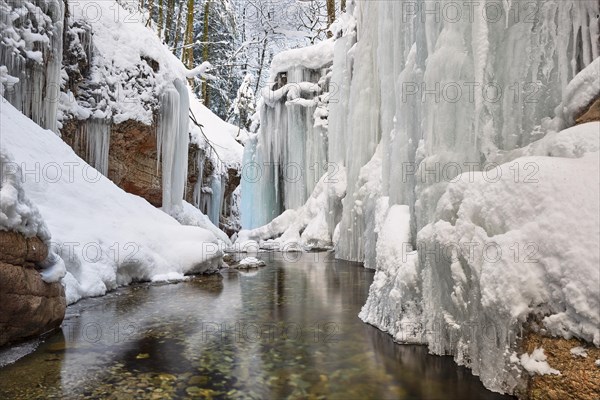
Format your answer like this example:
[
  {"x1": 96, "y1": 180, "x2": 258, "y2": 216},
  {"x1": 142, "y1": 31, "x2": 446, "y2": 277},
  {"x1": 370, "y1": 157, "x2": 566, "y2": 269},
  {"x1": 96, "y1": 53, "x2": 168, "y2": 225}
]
[
  {"x1": 183, "y1": 0, "x2": 194, "y2": 70},
  {"x1": 165, "y1": 0, "x2": 175, "y2": 44},
  {"x1": 326, "y1": 0, "x2": 335, "y2": 36},
  {"x1": 147, "y1": 0, "x2": 154, "y2": 28},
  {"x1": 174, "y1": 0, "x2": 184, "y2": 52},
  {"x1": 201, "y1": 0, "x2": 211, "y2": 107},
  {"x1": 158, "y1": 0, "x2": 163, "y2": 39},
  {"x1": 254, "y1": 36, "x2": 268, "y2": 95},
  {"x1": 340, "y1": 0, "x2": 346, "y2": 13}
]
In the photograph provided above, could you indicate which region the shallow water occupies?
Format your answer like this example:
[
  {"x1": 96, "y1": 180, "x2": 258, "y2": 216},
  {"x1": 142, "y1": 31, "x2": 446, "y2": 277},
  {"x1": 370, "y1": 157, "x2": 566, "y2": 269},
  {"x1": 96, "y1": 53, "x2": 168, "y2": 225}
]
[{"x1": 0, "y1": 252, "x2": 513, "y2": 399}]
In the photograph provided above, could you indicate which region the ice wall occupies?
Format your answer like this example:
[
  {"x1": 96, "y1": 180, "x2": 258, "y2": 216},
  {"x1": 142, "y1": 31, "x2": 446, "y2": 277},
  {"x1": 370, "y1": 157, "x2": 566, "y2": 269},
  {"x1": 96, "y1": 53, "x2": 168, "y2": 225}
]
[
  {"x1": 338, "y1": 0, "x2": 600, "y2": 394},
  {"x1": 0, "y1": 0, "x2": 64, "y2": 133},
  {"x1": 333, "y1": 0, "x2": 600, "y2": 263}
]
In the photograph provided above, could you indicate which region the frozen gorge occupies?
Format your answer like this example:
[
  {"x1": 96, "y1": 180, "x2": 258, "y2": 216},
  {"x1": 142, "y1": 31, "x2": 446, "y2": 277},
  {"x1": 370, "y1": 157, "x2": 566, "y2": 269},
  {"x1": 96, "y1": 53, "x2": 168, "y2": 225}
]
[
  {"x1": 0, "y1": 0, "x2": 598, "y2": 396},
  {"x1": 238, "y1": 0, "x2": 600, "y2": 394}
]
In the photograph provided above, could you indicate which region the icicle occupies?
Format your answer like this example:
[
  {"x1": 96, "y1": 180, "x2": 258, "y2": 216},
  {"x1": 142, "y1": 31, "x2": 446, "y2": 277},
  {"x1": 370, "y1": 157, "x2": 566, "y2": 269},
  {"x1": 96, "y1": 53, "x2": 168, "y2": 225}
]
[
  {"x1": 157, "y1": 79, "x2": 190, "y2": 214},
  {"x1": 0, "y1": 0, "x2": 64, "y2": 133},
  {"x1": 81, "y1": 119, "x2": 111, "y2": 176}
]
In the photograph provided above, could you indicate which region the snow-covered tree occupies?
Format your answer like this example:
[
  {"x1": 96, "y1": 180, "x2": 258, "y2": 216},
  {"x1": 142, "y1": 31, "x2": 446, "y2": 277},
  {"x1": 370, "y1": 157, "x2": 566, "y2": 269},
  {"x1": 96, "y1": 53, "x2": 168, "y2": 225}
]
[
  {"x1": 141, "y1": 0, "x2": 335, "y2": 119},
  {"x1": 228, "y1": 73, "x2": 256, "y2": 131}
]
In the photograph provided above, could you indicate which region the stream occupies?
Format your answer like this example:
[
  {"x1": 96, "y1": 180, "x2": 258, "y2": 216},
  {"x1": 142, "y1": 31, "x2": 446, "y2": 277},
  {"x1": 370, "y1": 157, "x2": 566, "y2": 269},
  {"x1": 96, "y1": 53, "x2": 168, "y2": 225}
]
[{"x1": 0, "y1": 252, "x2": 513, "y2": 399}]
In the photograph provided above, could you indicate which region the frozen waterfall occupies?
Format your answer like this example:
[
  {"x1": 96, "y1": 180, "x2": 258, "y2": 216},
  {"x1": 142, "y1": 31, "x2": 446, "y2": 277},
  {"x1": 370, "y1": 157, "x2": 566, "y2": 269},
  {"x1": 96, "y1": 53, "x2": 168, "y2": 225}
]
[
  {"x1": 0, "y1": 0, "x2": 64, "y2": 133},
  {"x1": 157, "y1": 79, "x2": 190, "y2": 214},
  {"x1": 331, "y1": 0, "x2": 600, "y2": 263},
  {"x1": 241, "y1": 43, "x2": 333, "y2": 229},
  {"x1": 80, "y1": 119, "x2": 111, "y2": 176}
]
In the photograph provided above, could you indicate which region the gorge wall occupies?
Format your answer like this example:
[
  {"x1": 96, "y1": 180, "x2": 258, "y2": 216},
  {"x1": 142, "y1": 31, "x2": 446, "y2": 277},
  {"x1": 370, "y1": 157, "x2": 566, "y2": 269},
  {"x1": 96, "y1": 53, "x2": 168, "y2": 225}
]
[
  {"x1": 0, "y1": 0, "x2": 242, "y2": 233},
  {"x1": 240, "y1": 0, "x2": 600, "y2": 396}
]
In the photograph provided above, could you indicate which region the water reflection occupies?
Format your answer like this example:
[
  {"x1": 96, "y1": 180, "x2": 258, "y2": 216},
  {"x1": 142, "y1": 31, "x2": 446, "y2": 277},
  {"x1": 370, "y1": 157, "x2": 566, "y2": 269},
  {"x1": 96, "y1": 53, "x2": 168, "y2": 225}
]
[{"x1": 0, "y1": 252, "x2": 513, "y2": 399}]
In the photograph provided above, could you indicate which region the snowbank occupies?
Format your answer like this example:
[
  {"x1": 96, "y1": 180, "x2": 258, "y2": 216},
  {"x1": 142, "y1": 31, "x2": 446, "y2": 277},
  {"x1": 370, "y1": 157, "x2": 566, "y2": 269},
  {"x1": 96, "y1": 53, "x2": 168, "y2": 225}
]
[
  {"x1": 167, "y1": 201, "x2": 231, "y2": 246},
  {"x1": 1, "y1": 100, "x2": 222, "y2": 304},
  {"x1": 235, "y1": 167, "x2": 346, "y2": 251},
  {"x1": 361, "y1": 122, "x2": 600, "y2": 392},
  {"x1": 188, "y1": 87, "x2": 243, "y2": 169},
  {"x1": 0, "y1": 152, "x2": 50, "y2": 240},
  {"x1": 268, "y1": 39, "x2": 335, "y2": 79},
  {"x1": 552, "y1": 57, "x2": 600, "y2": 129}
]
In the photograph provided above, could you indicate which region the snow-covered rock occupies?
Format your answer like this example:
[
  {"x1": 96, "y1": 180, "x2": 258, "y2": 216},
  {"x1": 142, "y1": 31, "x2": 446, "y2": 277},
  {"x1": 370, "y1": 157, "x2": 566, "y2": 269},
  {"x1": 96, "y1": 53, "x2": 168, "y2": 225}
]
[
  {"x1": 0, "y1": 152, "x2": 50, "y2": 241},
  {"x1": 230, "y1": 257, "x2": 266, "y2": 270}
]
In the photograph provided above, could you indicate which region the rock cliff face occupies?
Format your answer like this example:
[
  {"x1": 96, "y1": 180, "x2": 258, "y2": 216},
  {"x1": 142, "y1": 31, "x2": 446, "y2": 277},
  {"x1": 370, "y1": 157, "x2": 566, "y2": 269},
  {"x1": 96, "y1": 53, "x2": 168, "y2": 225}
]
[
  {"x1": 62, "y1": 119, "x2": 164, "y2": 207},
  {"x1": 57, "y1": 4, "x2": 241, "y2": 232},
  {"x1": 0, "y1": 231, "x2": 66, "y2": 347},
  {"x1": 62, "y1": 118, "x2": 241, "y2": 232}
]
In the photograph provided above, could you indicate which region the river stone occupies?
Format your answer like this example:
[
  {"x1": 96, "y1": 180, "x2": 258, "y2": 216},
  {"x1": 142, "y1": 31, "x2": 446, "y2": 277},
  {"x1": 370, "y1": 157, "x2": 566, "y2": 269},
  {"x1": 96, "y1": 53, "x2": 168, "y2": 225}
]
[{"x1": 231, "y1": 257, "x2": 266, "y2": 270}]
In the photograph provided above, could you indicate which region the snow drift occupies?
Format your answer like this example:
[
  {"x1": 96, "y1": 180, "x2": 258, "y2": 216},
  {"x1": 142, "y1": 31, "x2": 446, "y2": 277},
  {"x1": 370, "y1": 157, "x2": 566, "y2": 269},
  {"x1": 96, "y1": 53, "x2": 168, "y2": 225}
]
[{"x1": 1, "y1": 100, "x2": 222, "y2": 304}]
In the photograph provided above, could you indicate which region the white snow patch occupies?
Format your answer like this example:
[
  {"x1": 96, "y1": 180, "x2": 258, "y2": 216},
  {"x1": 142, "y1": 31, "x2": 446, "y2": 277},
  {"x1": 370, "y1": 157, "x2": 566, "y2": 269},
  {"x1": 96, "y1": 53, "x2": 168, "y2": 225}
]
[
  {"x1": 570, "y1": 347, "x2": 588, "y2": 358},
  {"x1": 519, "y1": 348, "x2": 561, "y2": 376},
  {"x1": 166, "y1": 201, "x2": 232, "y2": 246},
  {"x1": 232, "y1": 257, "x2": 266, "y2": 269}
]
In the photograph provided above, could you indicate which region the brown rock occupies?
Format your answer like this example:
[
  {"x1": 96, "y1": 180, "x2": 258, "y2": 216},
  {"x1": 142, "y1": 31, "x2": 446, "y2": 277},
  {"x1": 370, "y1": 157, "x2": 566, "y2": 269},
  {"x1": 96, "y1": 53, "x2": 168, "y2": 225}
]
[
  {"x1": 0, "y1": 231, "x2": 48, "y2": 266},
  {"x1": 109, "y1": 119, "x2": 163, "y2": 206},
  {"x1": 0, "y1": 233, "x2": 65, "y2": 348},
  {"x1": 575, "y1": 97, "x2": 600, "y2": 125},
  {"x1": 62, "y1": 118, "x2": 163, "y2": 206},
  {"x1": 519, "y1": 332, "x2": 600, "y2": 400}
]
